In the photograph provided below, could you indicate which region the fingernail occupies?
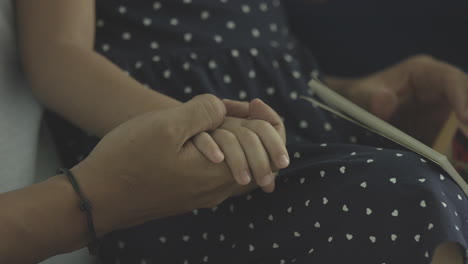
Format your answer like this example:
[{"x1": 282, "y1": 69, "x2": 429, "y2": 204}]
[
  {"x1": 278, "y1": 154, "x2": 290, "y2": 168},
  {"x1": 259, "y1": 173, "x2": 272, "y2": 187},
  {"x1": 214, "y1": 150, "x2": 224, "y2": 163},
  {"x1": 239, "y1": 170, "x2": 251, "y2": 185}
]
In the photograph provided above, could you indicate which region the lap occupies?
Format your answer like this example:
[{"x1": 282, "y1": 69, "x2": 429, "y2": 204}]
[{"x1": 99, "y1": 143, "x2": 468, "y2": 264}]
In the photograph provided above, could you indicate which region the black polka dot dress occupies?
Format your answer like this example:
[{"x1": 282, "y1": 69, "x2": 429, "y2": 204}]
[{"x1": 45, "y1": 0, "x2": 468, "y2": 263}]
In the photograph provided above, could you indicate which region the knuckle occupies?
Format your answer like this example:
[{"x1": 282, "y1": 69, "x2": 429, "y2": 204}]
[
  {"x1": 160, "y1": 124, "x2": 179, "y2": 141},
  {"x1": 239, "y1": 128, "x2": 259, "y2": 143},
  {"x1": 212, "y1": 129, "x2": 236, "y2": 142},
  {"x1": 193, "y1": 132, "x2": 207, "y2": 142},
  {"x1": 279, "y1": 127, "x2": 287, "y2": 142},
  {"x1": 188, "y1": 94, "x2": 226, "y2": 129},
  {"x1": 270, "y1": 146, "x2": 285, "y2": 157},
  {"x1": 408, "y1": 54, "x2": 435, "y2": 65},
  {"x1": 155, "y1": 113, "x2": 189, "y2": 143},
  {"x1": 210, "y1": 129, "x2": 223, "y2": 138},
  {"x1": 257, "y1": 163, "x2": 271, "y2": 175},
  {"x1": 249, "y1": 119, "x2": 272, "y2": 131},
  {"x1": 201, "y1": 132, "x2": 216, "y2": 144},
  {"x1": 277, "y1": 120, "x2": 286, "y2": 131},
  {"x1": 223, "y1": 133, "x2": 238, "y2": 145},
  {"x1": 230, "y1": 155, "x2": 248, "y2": 169},
  {"x1": 443, "y1": 69, "x2": 464, "y2": 87},
  {"x1": 193, "y1": 94, "x2": 226, "y2": 127},
  {"x1": 251, "y1": 160, "x2": 271, "y2": 175}
]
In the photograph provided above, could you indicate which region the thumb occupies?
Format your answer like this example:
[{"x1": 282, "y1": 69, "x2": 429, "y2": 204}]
[
  {"x1": 173, "y1": 94, "x2": 226, "y2": 143},
  {"x1": 223, "y1": 99, "x2": 250, "y2": 118}
]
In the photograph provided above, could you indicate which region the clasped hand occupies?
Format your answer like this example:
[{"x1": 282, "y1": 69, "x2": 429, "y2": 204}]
[
  {"x1": 74, "y1": 95, "x2": 288, "y2": 234},
  {"x1": 193, "y1": 98, "x2": 289, "y2": 193}
]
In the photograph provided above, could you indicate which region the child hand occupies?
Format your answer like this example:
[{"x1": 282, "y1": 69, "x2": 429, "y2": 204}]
[
  {"x1": 193, "y1": 99, "x2": 288, "y2": 193},
  {"x1": 223, "y1": 99, "x2": 286, "y2": 145}
]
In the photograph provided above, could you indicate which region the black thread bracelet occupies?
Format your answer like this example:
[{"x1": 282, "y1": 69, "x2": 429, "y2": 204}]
[{"x1": 58, "y1": 168, "x2": 100, "y2": 255}]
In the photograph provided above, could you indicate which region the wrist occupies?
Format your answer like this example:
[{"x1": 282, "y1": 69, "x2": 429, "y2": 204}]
[
  {"x1": 70, "y1": 163, "x2": 118, "y2": 238},
  {"x1": 45, "y1": 174, "x2": 93, "y2": 251},
  {"x1": 0, "y1": 173, "x2": 98, "y2": 262}
]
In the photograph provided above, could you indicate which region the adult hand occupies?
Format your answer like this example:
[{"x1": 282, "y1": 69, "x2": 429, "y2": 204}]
[
  {"x1": 71, "y1": 94, "x2": 255, "y2": 237},
  {"x1": 328, "y1": 55, "x2": 468, "y2": 145}
]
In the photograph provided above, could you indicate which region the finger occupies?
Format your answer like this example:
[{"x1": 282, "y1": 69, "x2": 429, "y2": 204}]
[
  {"x1": 260, "y1": 171, "x2": 278, "y2": 193},
  {"x1": 243, "y1": 119, "x2": 289, "y2": 169},
  {"x1": 211, "y1": 129, "x2": 252, "y2": 185},
  {"x1": 262, "y1": 182, "x2": 275, "y2": 193},
  {"x1": 229, "y1": 180, "x2": 258, "y2": 197},
  {"x1": 261, "y1": 172, "x2": 277, "y2": 193},
  {"x1": 223, "y1": 99, "x2": 250, "y2": 118},
  {"x1": 369, "y1": 86, "x2": 399, "y2": 121},
  {"x1": 449, "y1": 82, "x2": 468, "y2": 124},
  {"x1": 437, "y1": 65, "x2": 468, "y2": 124},
  {"x1": 192, "y1": 132, "x2": 225, "y2": 163},
  {"x1": 407, "y1": 56, "x2": 468, "y2": 123},
  {"x1": 249, "y1": 99, "x2": 281, "y2": 126},
  {"x1": 174, "y1": 94, "x2": 226, "y2": 144},
  {"x1": 235, "y1": 127, "x2": 274, "y2": 188},
  {"x1": 342, "y1": 76, "x2": 399, "y2": 121},
  {"x1": 249, "y1": 99, "x2": 286, "y2": 143},
  {"x1": 264, "y1": 161, "x2": 279, "y2": 193}
]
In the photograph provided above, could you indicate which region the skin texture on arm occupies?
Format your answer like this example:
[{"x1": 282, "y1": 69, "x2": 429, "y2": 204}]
[
  {"x1": 16, "y1": 0, "x2": 181, "y2": 137},
  {"x1": 0, "y1": 173, "x2": 92, "y2": 263}
]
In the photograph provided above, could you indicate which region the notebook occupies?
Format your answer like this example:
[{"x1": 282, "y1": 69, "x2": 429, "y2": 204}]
[{"x1": 303, "y1": 79, "x2": 468, "y2": 196}]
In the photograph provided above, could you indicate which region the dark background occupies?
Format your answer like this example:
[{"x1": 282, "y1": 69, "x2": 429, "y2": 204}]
[{"x1": 283, "y1": 0, "x2": 468, "y2": 76}]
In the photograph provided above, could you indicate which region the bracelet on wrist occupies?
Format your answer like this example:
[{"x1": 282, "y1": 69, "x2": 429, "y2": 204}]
[{"x1": 58, "y1": 167, "x2": 100, "y2": 255}]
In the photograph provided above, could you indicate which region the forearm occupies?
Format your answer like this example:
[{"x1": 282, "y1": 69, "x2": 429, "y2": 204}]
[
  {"x1": 0, "y1": 173, "x2": 98, "y2": 263},
  {"x1": 22, "y1": 44, "x2": 181, "y2": 137},
  {"x1": 16, "y1": 0, "x2": 181, "y2": 137}
]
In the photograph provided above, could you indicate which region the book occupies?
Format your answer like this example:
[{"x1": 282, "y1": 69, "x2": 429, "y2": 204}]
[{"x1": 303, "y1": 79, "x2": 468, "y2": 196}]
